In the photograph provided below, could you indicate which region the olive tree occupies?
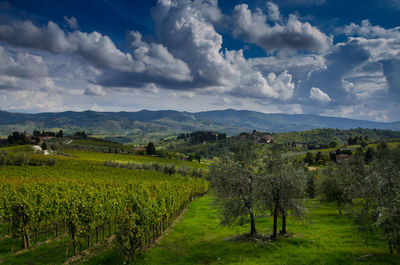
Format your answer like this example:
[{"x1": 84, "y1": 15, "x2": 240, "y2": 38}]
[
  {"x1": 258, "y1": 145, "x2": 307, "y2": 238},
  {"x1": 366, "y1": 145, "x2": 400, "y2": 253},
  {"x1": 209, "y1": 141, "x2": 259, "y2": 236}
]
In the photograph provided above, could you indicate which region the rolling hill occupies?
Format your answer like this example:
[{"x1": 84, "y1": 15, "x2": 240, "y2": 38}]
[{"x1": 1, "y1": 109, "x2": 399, "y2": 143}]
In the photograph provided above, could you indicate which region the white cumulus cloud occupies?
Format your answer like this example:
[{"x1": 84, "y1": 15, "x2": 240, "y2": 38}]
[
  {"x1": 309, "y1": 87, "x2": 331, "y2": 103},
  {"x1": 232, "y1": 3, "x2": 331, "y2": 53}
]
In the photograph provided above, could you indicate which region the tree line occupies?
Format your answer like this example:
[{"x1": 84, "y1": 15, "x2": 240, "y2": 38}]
[
  {"x1": 178, "y1": 131, "x2": 227, "y2": 144},
  {"x1": 2, "y1": 130, "x2": 64, "y2": 145}
]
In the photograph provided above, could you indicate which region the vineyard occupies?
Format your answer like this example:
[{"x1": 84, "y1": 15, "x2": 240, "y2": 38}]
[{"x1": 0, "y1": 153, "x2": 209, "y2": 263}]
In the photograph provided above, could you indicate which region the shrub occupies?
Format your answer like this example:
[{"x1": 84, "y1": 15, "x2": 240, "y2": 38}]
[
  {"x1": 13, "y1": 153, "x2": 30, "y2": 166},
  {"x1": 0, "y1": 151, "x2": 8, "y2": 166},
  {"x1": 46, "y1": 158, "x2": 57, "y2": 166}
]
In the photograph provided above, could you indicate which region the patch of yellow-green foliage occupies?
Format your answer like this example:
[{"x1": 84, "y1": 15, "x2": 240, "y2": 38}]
[
  {"x1": 69, "y1": 139, "x2": 129, "y2": 149},
  {"x1": 0, "y1": 144, "x2": 35, "y2": 152},
  {"x1": 64, "y1": 150, "x2": 208, "y2": 169}
]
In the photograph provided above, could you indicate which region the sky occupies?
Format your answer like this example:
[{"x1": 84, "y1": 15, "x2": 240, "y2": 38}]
[{"x1": 0, "y1": 0, "x2": 399, "y2": 122}]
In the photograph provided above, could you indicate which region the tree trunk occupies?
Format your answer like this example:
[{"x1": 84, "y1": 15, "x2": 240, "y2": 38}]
[
  {"x1": 25, "y1": 234, "x2": 30, "y2": 249},
  {"x1": 44, "y1": 222, "x2": 47, "y2": 240},
  {"x1": 87, "y1": 233, "x2": 91, "y2": 249},
  {"x1": 152, "y1": 225, "x2": 155, "y2": 242},
  {"x1": 108, "y1": 222, "x2": 111, "y2": 237},
  {"x1": 21, "y1": 235, "x2": 26, "y2": 249},
  {"x1": 72, "y1": 235, "x2": 77, "y2": 256},
  {"x1": 389, "y1": 241, "x2": 393, "y2": 254},
  {"x1": 102, "y1": 225, "x2": 105, "y2": 241},
  {"x1": 8, "y1": 219, "x2": 11, "y2": 236},
  {"x1": 35, "y1": 227, "x2": 39, "y2": 243},
  {"x1": 337, "y1": 201, "x2": 342, "y2": 215},
  {"x1": 96, "y1": 227, "x2": 99, "y2": 243},
  {"x1": 65, "y1": 247, "x2": 69, "y2": 262},
  {"x1": 280, "y1": 213, "x2": 287, "y2": 235},
  {"x1": 272, "y1": 203, "x2": 278, "y2": 239},
  {"x1": 55, "y1": 223, "x2": 59, "y2": 238},
  {"x1": 249, "y1": 208, "x2": 257, "y2": 236}
]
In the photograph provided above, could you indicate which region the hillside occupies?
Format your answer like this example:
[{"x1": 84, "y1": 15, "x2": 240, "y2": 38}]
[
  {"x1": 195, "y1": 109, "x2": 400, "y2": 132},
  {"x1": 1, "y1": 109, "x2": 399, "y2": 144}
]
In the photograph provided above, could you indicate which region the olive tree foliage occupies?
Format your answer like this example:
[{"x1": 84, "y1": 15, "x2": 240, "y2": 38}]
[
  {"x1": 209, "y1": 141, "x2": 259, "y2": 236},
  {"x1": 367, "y1": 144, "x2": 400, "y2": 253},
  {"x1": 319, "y1": 164, "x2": 351, "y2": 215},
  {"x1": 257, "y1": 145, "x2": 308, "y2": 238},
  {"x1": 320, "y1": 144, "x2": 400, "y2": 253},
  {"x1": 209, "y1": 143, "x2": 308, "y2": 238}
]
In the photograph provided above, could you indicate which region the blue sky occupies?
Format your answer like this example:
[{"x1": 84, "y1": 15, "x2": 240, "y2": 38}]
[{"x1": 0, "y1": 0, "x2": 399, "y2": 122}]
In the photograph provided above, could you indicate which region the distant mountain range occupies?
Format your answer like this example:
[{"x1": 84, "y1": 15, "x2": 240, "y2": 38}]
[{"x1": 1, "y1": 109, "x2": 399, "y2": 143}]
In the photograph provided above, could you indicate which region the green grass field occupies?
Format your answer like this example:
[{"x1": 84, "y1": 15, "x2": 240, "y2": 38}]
[
  {"x1": 67, "y1": 139, "x2": 129, "y2": 149},
  {"x1": 0, "y1": 145, "x2": 36, "y2": 152},
  {"x1": 81, "y1": 195, "x2": 398, "y2": 265},
  {"x1": 64, "y1": 150, "x2": 208, "y2": 169}
]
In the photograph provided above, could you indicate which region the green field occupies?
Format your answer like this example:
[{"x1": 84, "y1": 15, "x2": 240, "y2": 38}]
[
  {"x1": 0, "y1": 145, "x2": 36, "y2": 152},
  {"x1": 1, "y1": 141, "x2": 399, "y2": 264},
  {"x1": 63, "y1": 150, "x2": 208, "y2": 169},
  {"x1": 83, "y1": 195, "x2": 398, "y2": 265},
  {"x1": 65, "y1": 138, "x2": 129, "y2": 149}
]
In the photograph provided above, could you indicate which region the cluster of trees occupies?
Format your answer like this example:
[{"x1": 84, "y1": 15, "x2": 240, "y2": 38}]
[
  {"x1": 304, "y1": 149, "x2": 353, "y2": 166},
  {"x1": 3, "y1": 130, "x2": 64, "y2": 146},
  {"x1": 305, "y1": 146, "x2": 380, "y2": 166},
  {"x1": 178, "y1": 131, "x2": 226, "y2": 144},
  {"x1": 6, "y1": 132, "x2": 30, "y2": 145},
  {"x1": 320, "y1": 143, "x2": 400, "y2": 253},
  {"x1": 209, "y1": 143, "x2": 310, "y2": 238},
  {"x1": 289, "y1": 142, "x2": 333, "y2": 150},
  {"x1": 73, "y1": 131, "x2": 87, "y2": 139},
  {"x1": 33, "y1": 130, "x2": 63, "y2": 138},
  {"x1": 276, "y1": 128, "x2": 400, "y2": 147},
  {"x1": 144, "y1": 142, "x2": 202, "y2": 162},
  {"x1": 347, "y1": 136, "x2": 368, "y2": 147},
  {"x1": 304, "y1": 151, "x2": 330, "y2": 166}
]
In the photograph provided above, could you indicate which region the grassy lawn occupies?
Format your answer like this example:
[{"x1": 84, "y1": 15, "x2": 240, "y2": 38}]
[{"x1": 83, "y1": 195, "x2": 399, "y2": 265}]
